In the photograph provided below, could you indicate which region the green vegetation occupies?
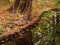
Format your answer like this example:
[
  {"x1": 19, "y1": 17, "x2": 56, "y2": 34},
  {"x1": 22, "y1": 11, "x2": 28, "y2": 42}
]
[
  {"x1": 32, "y1": 9, "x2": 60, "y2": 45},
  {"x1": 31, "y1": 0, "x2": 60, "y2": 45},
  {"x1": 6, "y1": 18, "x2": 12, "y2": 21}
]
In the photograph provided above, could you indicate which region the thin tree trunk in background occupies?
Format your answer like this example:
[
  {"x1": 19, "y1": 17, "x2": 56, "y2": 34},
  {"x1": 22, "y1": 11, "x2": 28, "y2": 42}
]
[{"x1": 52, "y1": 10, "x2": 60, "y2": 45}]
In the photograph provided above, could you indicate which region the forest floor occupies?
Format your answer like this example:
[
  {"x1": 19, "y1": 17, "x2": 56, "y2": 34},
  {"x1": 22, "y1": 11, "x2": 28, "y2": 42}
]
[{"x1": 0, "y1": 0, "x2": 60, "y2": 45}]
